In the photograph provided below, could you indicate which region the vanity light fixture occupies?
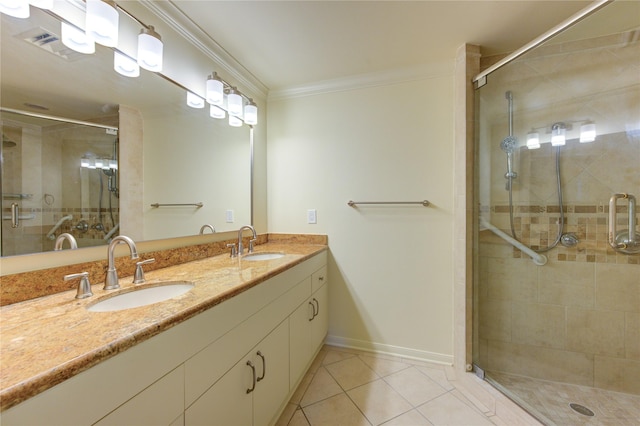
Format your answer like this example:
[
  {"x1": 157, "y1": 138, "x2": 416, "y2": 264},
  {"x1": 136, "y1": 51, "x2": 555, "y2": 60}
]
[
  {"x1": 85, "y1": 0, "x2": 119, "y2": 47},
  {"x1": 244, "y1": 100, "x2": 258, "y2": 125},
  {"x1": 227, "y1": 88, "x2": 243, "y2": 117},
  {"x1": 229, "y1": 115, "x2": 242, "y2": 127},
  {"x1": 526, "y1": 131, "x2": 540, "y2": 149},
  {"x1": 29, "y1": 0, "x2": 53, "y2": 9},
  {"x1": 113, "y1": 51, "x2": 139, "y2": 77},
  {"x1": 0, "y1": 0, "x2": 30, "y2": 18},
  {"x1": 187, "y1": 92, "x2": 205, "y2": 109},
  {"x1": 61, "y1": 22, "x2": 96, "y2": 54},
  {"x1": 137, "y1": 25, "x2": 163, "y2": 72},
  {"x1": 206, "y1": 73, "x2": 224, "y2": 105},
  {"x1": 210, "y1": 105, "x2": 225, "y2": 119},
  {"x1": 551, "y1": 122, "x2": 566, "y2": 146},
  {"x1": 579, "y1": 122, "x2": 596, "y2": 143}
]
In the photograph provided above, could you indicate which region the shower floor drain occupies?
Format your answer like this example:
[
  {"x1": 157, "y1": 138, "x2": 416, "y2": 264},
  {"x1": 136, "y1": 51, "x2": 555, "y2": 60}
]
[{"x1": 570, "y1": 403, "x2": 595, "y2": 417}]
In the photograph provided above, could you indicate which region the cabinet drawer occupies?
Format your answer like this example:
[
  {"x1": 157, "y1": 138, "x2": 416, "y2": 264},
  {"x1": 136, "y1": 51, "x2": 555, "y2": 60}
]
[{"x1": 311, "y1": 266, "x2": 327, "y2": 294}]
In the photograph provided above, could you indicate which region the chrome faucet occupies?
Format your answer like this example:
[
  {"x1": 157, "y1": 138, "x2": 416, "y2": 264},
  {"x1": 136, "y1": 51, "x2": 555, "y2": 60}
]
[
  {"x1": 104, "y1": 235, "x2": 139, "y2": 290},
  {"x1": 199, "y1": 224, "x2": 216, "y2": 234},
  {"x1": 54, "y1": 233, "x2": 78, "y2": 250},
  {"x1": 237, "y1": 225, "x2": 257, "y2": 255}
]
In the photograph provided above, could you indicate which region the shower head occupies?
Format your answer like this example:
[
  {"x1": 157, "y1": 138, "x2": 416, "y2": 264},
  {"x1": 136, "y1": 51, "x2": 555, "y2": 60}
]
[{"x1": 501, "y1": 135, "x2": 518, "y2": 153}]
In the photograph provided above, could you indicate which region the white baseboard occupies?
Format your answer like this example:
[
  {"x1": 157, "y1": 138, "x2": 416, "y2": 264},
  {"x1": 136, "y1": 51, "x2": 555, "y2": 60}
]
[{"x1": 324, "y1": 335, "x2": 453, "y2": 366}]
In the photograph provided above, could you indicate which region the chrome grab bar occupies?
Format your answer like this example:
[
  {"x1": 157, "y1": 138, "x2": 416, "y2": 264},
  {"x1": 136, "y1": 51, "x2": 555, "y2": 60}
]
[
  {"x1": 608, "y1": 193, "x2": 640, "y2": 254},
  {"x1": 151, "y1": 202, "x2": 203, "y2": 208},
  {"x1": 10, "y1": 203, "x2": 19, "y2": 228},
  {"x1": 348, "y1": 200, "x2": 430, "y2": 207}
]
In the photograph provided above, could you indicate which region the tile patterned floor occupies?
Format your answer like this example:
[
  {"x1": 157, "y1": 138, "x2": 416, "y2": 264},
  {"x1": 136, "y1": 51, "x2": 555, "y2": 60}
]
[
  {"x1": 276, "y1": 346, "x2": 537, "y2": 426},
  {"x1": 488, "y1": 372, "x2": 640, "y2": 426}
]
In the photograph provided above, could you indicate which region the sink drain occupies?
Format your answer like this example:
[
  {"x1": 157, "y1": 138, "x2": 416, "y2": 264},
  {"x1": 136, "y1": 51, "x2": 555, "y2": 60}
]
[{"x1": 569, "y1": 403, "x2": 595, "y2": 417}]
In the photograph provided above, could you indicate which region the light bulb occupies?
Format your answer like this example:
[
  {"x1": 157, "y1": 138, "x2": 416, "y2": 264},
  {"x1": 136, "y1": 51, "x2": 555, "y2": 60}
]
[
  {"x1": 206, "y1": 74, "x2": 224, "y2": 105},
  {"x1": 113, "y1": 51, "x2": 139, "y2": 77},
  {"x1": 0, "y1": 0, "x2": 29, "y2": 18},
  {"x1": 187, "y1": 92, "x2": 205, "y2": 109},
  {"x1": 86, "y1": 0, "x2": 119, "y2": 47},
  {"x1": 108, "y1": 159, "x2": 118, "y2": 169},
  {"x1": 580, "y1": 123, "x2": 596, "y2": 143},
  {"x1": 526, "y1": 132, "x2": 540, "y2": 149},
  {"x1": 61, "y1": 22, "x2": 96, "y2": 54},
  {"x1": 229, "y1": 115, "x2": 242, "y2": 127},
  {"x1": 244, "y1": 101, "x2": 258, "y2": 125},
  {"x1": 95, "y1": 159, "x2": 105, "y2": 168},
  {"x1": 137, "y1": 25, "x2": 163, "y2": 72},
  {"x1": 551, "y1": 123, "x2": 566, "y2": 147},
  {"x1": 80, "y1": 158, "x2": 90, "y2": 168},
  {"x1": 210, "y1": 105, "x2": 225, "y2": 119},
  {"x1": 227, "y1": 88, "x2": 243, "y2": 117}
]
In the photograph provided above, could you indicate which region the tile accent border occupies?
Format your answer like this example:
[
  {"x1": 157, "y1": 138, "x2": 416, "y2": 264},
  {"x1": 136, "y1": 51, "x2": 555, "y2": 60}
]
[{"x1": 486, "y1": 204, "x2": 639, "y2": 264}]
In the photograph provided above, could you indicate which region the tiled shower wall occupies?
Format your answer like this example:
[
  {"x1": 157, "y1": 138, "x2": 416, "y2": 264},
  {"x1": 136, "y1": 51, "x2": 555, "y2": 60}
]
[{"x1": 477, "y1": 28, "x2": 639, "y2": 394}]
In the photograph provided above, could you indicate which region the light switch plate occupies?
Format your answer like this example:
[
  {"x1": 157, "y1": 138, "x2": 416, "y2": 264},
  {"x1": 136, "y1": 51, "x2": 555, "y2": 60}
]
[
  {"x1": 226, "y1": 210, "x2": 234, "y2": 223},
  {"x1": 307, "y1": 209, "x2": 317, "y2": 224}
]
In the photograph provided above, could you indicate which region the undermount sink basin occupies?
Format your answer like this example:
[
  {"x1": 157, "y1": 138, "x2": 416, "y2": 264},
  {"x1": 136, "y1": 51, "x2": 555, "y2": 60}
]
[
  {"x1": 242, "y1": 252, "x2": 285, "y2": 261},
  {"x1": 87, "y1": 282, "x2": 194, "y2": 312}
]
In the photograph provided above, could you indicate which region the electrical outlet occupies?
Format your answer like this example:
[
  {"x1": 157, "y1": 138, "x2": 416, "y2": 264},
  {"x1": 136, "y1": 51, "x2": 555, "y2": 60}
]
[
  {"x1": 226, "y1": 210, "x2": 234, "y2": 223},
  {"x1": 307, "y1": 209, "x2": 317, "y2": 224}
]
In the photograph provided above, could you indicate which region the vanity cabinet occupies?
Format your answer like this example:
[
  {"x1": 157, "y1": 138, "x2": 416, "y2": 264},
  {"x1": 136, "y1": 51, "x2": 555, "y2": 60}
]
[
  {"x1": 1, "y1": 251, "x2": 327, "y2": 426},
  {"x1": 289, "y1": 266, "x2": 328, "y2": 389}
]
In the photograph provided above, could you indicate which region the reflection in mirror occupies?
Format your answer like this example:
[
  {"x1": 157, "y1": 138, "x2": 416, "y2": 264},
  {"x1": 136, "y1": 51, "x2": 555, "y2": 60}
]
[
  {"x1": 0, "y1": 4, "x2": 251, "y2": 258},
  {"x1": 1, "y1": 109, "x2": 119, "y2": 256}
]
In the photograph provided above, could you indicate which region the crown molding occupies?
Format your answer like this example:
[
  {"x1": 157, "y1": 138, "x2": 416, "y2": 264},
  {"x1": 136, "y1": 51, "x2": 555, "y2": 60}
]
[
  {"x1": 139, "y1": 0, "x2": 268, "y2": 101},
  {"x1": 268, "y1": 61, "x2": 454, "y2": 102}
]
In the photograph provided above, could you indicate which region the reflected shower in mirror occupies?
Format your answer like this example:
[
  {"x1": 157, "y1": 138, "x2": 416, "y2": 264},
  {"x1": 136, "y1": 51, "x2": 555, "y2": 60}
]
[{"x1": 1, "y1": 109, "x2": 119, "y2": 256}]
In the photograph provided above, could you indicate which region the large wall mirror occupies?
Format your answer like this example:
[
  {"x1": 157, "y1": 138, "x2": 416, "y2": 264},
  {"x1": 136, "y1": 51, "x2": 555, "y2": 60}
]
[{"x1": 0, "y1": 5, "x2": 251, "y2": 258}]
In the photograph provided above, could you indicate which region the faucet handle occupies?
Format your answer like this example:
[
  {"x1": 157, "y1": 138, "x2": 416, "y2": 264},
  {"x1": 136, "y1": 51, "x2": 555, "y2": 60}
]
[
  {"x1": 249, "y1": 238, "x2": 257, "y2": 253},
  {"x1": 226, "y1": 243, "x2": 237, "y2": 258},
  {"x1": 134, "y1": 258, "x2": 155, "y2": 284},
  {"x1": 64, "y1": 272, "x2": 93, "y2": 299}
]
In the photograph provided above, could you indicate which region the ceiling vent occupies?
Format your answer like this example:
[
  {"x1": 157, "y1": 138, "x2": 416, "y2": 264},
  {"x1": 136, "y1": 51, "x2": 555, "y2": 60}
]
[{"x1": 15, "y1": 26, "x2": 86, "y2": 62}]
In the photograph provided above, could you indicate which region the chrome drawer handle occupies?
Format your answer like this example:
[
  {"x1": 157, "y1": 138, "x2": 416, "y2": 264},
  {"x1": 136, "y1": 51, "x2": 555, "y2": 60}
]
[{"x1": 246, "y1": 361, "x2": 256, "y2": 394}]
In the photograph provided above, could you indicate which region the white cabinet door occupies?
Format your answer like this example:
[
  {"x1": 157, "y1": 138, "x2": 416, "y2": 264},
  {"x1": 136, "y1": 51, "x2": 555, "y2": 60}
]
[
  {"x1": 253, "y1": 320, "x2": 290, "y2": 426},
  {"x1": 185, "y1": 354, "x2": 254, "y2": 426},
  {"x1": 311, "y1": 283, "x2": 328, "y2": 352}
]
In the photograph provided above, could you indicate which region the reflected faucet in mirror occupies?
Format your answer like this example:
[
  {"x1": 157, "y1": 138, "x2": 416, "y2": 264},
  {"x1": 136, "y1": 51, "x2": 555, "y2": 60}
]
[
  {"x1": 104, "y1": 235, "x2": 139, "y2": 290},
  {"x1": 199, "y1": 224, "x2": 216, "y2": 234},
  {"x1": 54, "y1": 233, "x2": 78, "y2": 251}
]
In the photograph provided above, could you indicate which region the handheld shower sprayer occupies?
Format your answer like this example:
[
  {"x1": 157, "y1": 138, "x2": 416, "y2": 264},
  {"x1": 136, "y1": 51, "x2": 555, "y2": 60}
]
[{"x1": 502, "y1": 91, "x2": 518, "y2": 183}]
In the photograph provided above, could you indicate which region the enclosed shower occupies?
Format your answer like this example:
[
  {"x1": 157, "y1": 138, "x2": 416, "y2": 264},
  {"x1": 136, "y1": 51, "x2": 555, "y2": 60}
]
[{"x1": 473, "y1": 1, "x2": 639, "y2": 424}]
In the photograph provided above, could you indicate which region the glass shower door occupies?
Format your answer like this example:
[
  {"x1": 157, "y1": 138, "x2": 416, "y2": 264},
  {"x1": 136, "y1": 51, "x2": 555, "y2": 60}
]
[{"x1": 473, "y1": 2, "x2": 640, "y2": 424}]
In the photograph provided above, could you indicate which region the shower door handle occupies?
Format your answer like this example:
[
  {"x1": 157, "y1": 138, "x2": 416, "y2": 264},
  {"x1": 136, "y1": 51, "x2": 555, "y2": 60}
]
[
  {"x1": 10, "y1": 203, "x2": 19, "y2": 228},
  {"x1": 608, "y1": 193, "x2": 640, "y2": 254}
]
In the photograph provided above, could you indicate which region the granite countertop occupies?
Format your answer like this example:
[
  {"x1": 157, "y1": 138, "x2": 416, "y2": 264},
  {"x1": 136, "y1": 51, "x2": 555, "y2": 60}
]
[{"x1": 0, "y1": 242, "x2": 327, "y2": 411}]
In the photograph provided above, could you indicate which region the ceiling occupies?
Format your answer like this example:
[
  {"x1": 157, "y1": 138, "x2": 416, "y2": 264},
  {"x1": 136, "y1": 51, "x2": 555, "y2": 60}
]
[{"x1": 169, "y1": 1, "x2": 593, "y2": 92}]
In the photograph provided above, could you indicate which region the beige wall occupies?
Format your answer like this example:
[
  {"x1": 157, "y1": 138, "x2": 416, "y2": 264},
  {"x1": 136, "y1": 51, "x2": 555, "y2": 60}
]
[{"x1": 267, "y1": 76, "x2": 456, "y2": 363}]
